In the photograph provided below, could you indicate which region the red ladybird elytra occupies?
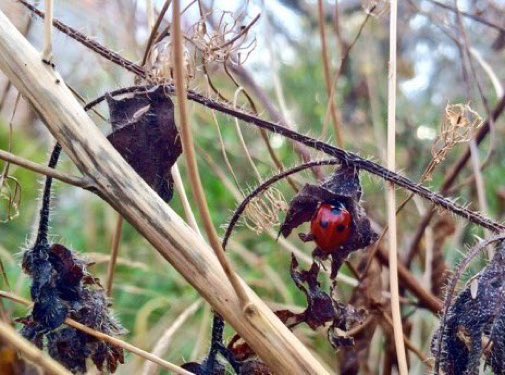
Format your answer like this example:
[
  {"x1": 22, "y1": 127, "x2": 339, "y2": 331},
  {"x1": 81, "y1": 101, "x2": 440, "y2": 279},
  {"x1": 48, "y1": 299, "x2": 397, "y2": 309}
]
[{"x1": 310, "y1": 203, "x2": 352, "y2": 253}]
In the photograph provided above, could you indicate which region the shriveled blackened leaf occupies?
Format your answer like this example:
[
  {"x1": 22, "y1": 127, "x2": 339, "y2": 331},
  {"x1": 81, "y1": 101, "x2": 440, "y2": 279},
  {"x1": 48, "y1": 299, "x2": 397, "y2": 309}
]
[
  {"x1": 20, "y1": 242, "x2": 125, "y2": 374},
  {"x1": 106, "y1": 86, "x2": 182, "y2": 202},
  {"x1": 181, "y1": 360, "x2": 225, "y2": 375},
  {"x1": 328, "y1": 302, "x2": 366, "y2": 349},
  {"x1": 31, "y1": 292, "x2": 68, "y2": 331},
  {"x1": 47, "y1": 328, "x2": 88, "y2": 374},
  {"x1": 279, "y1": 166, "x2": 378, "y2": 278},
  {"x1": 239, "y1": 360, "x2": 272, "y2": 374},
  {"x1": 435, "y1": 242, "x2": 505, "y2": 375},
  {"x1": 290, "y1": 255, "x2": 335, "y2": 329},
  {"x1": 274, "y1": 309, "x2": 305, "y2": 328}
]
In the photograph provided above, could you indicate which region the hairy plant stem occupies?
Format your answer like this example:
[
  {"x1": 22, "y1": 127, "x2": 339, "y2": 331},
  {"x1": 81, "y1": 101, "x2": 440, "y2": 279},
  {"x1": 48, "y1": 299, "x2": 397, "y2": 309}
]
[
  {"x1": 86, "y1": 84, "x2": 505, "y2": 234},
  {"x1": 23, "y1": 1, "x2": 503, "y2": 234}
]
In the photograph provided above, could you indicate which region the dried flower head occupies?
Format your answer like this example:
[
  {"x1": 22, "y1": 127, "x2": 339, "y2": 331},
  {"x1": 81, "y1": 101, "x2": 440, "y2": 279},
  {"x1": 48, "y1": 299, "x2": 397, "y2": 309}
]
[
  {"x1": 188, "y1": 10, "x2": 258, "y2": 66},
  {"x1": 432, "y1": 103, "x2": 483, "y2": 163},
  {"x1": 243, "y1": 187, "x2": 288, "y2": 234},
  {"x1": 144, "y1": 37, "x2": 195, "y2": 85}
]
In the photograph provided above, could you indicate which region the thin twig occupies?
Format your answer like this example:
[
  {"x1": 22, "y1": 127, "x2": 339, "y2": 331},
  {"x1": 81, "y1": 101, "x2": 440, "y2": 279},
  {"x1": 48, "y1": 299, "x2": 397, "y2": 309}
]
[
  {"x1": 386, "y1": 0, "x2": 408, "y2": 372},
  {"x1": 141, "y1": 299, "x2": 202, "y2": 375},
  {"x1": 0, "y1": 149, "x2": 92, "y2": 189},
  {"x1": 172, "y1": 163, "x2": 201, "y2": 233},
  {"x1": 141, "y1": 0, "x2": 172, "y2": 66},
  {"x1": 425, "y1": 0, "x2": 505, "y2": 33},
  {"x1": 106, "y1": 214, "x2": 124, "y2": 296}
]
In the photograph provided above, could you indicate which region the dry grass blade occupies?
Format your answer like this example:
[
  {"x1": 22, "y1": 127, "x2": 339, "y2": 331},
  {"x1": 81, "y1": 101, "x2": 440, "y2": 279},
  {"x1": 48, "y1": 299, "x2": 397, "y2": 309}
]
[
  {"x1": 386, "y1": 0, "x2": 408, "y2": 373},
  {"x1": 106, "y1": 214, "x2": 124, "y2": 296},
  {"x1": 141, "y1": 299, "x2": 202, "y2": 375}
]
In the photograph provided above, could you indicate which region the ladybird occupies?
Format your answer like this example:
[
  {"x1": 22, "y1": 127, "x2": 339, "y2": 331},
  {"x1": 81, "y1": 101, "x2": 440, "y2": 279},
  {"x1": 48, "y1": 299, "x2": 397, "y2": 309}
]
[{"x1": 310, "y1": 203, "x2": 352, "y2": 253}]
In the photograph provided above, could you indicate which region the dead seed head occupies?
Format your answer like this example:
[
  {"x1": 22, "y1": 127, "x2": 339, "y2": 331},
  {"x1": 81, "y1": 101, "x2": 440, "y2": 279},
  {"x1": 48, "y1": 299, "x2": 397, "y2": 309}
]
[
  {"x1": 426, "y1": 103, "x2": 483, "y2": 180},
  {"x1": 243, "y1": 187, "x2": 288, "y2": 234}
]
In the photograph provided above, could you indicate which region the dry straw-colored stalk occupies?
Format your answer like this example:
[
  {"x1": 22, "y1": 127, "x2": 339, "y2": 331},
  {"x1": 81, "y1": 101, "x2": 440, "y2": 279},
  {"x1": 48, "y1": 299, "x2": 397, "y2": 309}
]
[
  {"x1": 0, "y1": 8, "x2": 328, "y2": 374},
  {"x1": 386, "y1": 0, "x2": 409, "y2": 373}
]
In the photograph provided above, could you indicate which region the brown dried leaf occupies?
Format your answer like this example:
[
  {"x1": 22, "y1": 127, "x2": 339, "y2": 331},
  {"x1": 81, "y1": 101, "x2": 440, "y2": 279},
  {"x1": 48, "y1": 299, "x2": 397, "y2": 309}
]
[{"x1": 106, "y1": 86, "x2": 182, "y2": 202}]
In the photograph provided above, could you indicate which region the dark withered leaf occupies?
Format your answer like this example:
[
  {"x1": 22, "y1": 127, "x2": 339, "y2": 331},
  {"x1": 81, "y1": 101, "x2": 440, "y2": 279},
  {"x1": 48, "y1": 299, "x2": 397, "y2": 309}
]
[
  {"x1": 279, "y1": 166, "x2": 378, "y2": 278},
  {"x1": 239, "y1": 360, "x2": 272, "y2": 375},
  {"x1": 20, "y1": 243, "x2": 125, "y2": 374},
  {"x1": 181, "y1": 360, "x2": 225, "y2": 375},
  {"x1": 328, "y1": 302, "x2": 365, "y2": 349},
  {"x1": 106, "y1": 86, "x2": 182, "y2": 202},
  {"x1": 435, "y1": 242, "x2": 505, "y2": 375},
  {"x1": 47, "y1": 328, "x2": 88, "y2": 374},
  {"x1": 290, "y1": 255, "x2": 335, "y2": 329}
]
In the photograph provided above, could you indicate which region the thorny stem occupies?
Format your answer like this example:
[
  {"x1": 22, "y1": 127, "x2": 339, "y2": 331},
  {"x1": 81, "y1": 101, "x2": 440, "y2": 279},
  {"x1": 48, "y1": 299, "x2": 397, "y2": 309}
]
[
  {"x1": 86, "y1": 84, "x2": 505, "y2": 234},
  {"x1": 34, "y1": 143, "x2": 61, "y2": 247},
  {"x1": 222, "y1": 159, "x2": 341, "y2": 249}
]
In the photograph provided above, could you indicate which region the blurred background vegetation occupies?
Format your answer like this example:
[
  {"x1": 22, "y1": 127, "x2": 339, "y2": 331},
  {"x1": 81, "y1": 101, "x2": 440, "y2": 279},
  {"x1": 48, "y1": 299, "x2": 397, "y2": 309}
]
[{"x1": 0, "y1": 0, "x2": 504, "y2": 374}]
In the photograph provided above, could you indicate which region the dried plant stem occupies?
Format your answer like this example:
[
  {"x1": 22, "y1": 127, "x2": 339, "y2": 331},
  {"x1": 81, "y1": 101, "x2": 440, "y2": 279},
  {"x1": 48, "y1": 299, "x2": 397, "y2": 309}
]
[
  {"x1": 386, "y1": 1, "x2": 408, "y2": 373},
  {"x1": 172, "y1": 163, "x2": 200, "y2": 233},
  {"x1": 317, "y1": 0, "x2": 344, "y2": 144},
  {"x1": 425, "y1": 0, "x2": 505, "y2": 32},
  {"x1": 106, "y1": 214, "x2": 124, "y2": 296},
  {"x1": 141, "y1": 299, "x2": 202, "y2": 375},
  {"x1": 381, "y1": 312, "x2": 432, "y2": 368},
  {"x1": 0, "y1": 11, "x2": 328, "y2": 372},
  {"x1": 141, "y1": 0, "x2": 171, "y2": 66},
  {"x1": 146, "y1": 0, "x2": 154, "y2": 30},
  {"x1": 233, "y1": 87, "x2": 262, "y2": 182},
  {"x1": 0, "y1": 149, "x2": 92, "y2": 188},
  {"x1": 0, "y1": 320, "x2": 71, "y2": 375},
  {"x1": 42, "y1": 0, "x2": 53, "y2": 63},
  {"x1": 171, "y1": 0, "x2": 249, "y2": 306}
]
